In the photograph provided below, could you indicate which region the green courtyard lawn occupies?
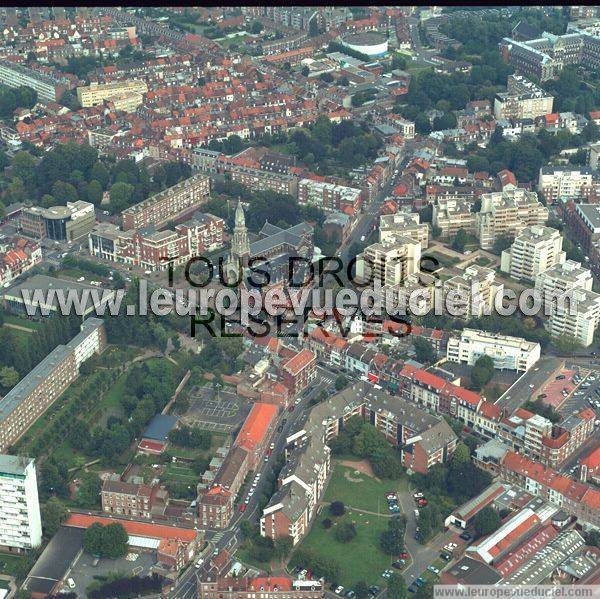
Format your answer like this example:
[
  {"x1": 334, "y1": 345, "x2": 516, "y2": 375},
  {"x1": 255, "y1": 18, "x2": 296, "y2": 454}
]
[
  {"x1": 0, "y1": 553, "x2": 25, "y2": 578},
  {"x1": 0, "y1": 312, "x2": 42, "y2": 330},
  {"x1": 323, "y1": 463, "x2": 408, "y2": 513},
  {"x1": 291, "y1": 509, "x2": 393, "y2": 588}
]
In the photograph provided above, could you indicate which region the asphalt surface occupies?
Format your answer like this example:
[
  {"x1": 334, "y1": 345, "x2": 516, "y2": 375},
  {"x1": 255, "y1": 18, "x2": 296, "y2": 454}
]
[
  {"x1": 495, "y1": 357, "x2": 563, "y2": 414},
  {"x1": 170, "y1": 368, "x2": 336, "y2": 598}
]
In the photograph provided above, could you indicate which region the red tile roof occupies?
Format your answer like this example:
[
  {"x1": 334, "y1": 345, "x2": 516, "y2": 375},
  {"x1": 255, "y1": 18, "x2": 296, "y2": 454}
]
[
  {"x1": 65, "y1": 514, "x2": 197, "y2": 542},
  {"x1": 580, "y1": 446, "x2": 600, "y2": 470},
  {"x1": 283, "y1": 349, "x2": 315, "y2": 376},
  {"x1": 235, "y1": 402, "x2": 277, "y2": 452}
]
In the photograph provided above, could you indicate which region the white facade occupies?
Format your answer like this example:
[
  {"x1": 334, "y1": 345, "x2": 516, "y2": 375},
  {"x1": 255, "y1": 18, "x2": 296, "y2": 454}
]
[
  {"x1": 546, "y1": 288, "x2": 600, "y2": 348},
  {"x1": 447, "y1": 328, "x2": 541, "y2": 372},
  {"x1": 356, "y1": 235, "x2": 421, "y2": 287},
  {"x1": 534, "y1": 260, "x2": 594, "y2": 309},
  {"x1": 476, "y1": 188, "x2": 549, "y2": 250},
  {"x1": 0, "y1": 455, "x2": 42, "y2": 550},
  {"x1": 500, "y1": 225, "x2": 566, "y2": 281},
  {"x1": 538, "y1": 166, "x2": 593, "y2": 202},
  {"x1": 379, "y1": 212, "x2": 429, "y2": 248}
]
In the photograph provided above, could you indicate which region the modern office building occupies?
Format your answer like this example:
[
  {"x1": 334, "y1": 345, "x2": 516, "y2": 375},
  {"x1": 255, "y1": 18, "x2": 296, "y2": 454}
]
[
  {"x1": 0, "y1": 59, "x2": 69, "y2": 102},
  {"x1": 493, "y1": 75, "x2": 554, "y2": 120},
  {"x1": 20, "y1": 201, "x2": 96, "y2": 242},
  {"x1": 446, "y1": 329, "x2": 541, "y2": 372},
  {"x1": 500, "y1": 225, "x2": 566, "y2": 281},
  {"x1": 0, "y1": 455, "x2": 42, "y2": 552},
  {"x1": 121, "y1": 175, "x2": 210, "y2": 230}
]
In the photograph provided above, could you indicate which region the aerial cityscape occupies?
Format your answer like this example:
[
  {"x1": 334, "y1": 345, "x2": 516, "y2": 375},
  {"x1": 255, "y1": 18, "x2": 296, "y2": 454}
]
[{"x1": 0, "y1": 4, "x2": 600, "y2": 599}]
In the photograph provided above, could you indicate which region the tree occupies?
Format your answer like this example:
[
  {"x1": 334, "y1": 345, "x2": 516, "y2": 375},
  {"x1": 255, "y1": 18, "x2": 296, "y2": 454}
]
[
  {"x1": 75, "y1": 472, "x2": 101, "y2": 508},
  {"x1": 329, "y1": 501, "x2": 345, "y2": 517},
  {"x1": 250, "y1": 20, "x2": 263, "y2": 34},
  {"x1": 274, "y1": 536, "x2": 293, "y2": 559},
  {"x1": 491, "y1": 233, "x2": 513, "y2": 256},
  {"x1": 42, "y1": 497, "x2": 68, "y2": 536},
  {"x1": 86, "y1": 180, "x2": 104, "y2": 206},
  {"x1": 335, "y1": 374, "x2": 348, "y2": 390},
  {"x1": 413, "y1": 338, "x2": 435, "y2": 364},
  {"x1": 322, "y1": 518, "x2": 333, "y2": 529},
  {"x1": 552, "y1": 334, "x2": 583, "y2": 354},
  {"x1": 451, "y1": 228, "x2": 469, "y2": 252},
  {"x1": 474, "y1": 506, "x2": 501, "y2": 537},
  {"x1": 334, "y1": 521, "x2": 356, "y2": 543},
  {"x1": 51, "y1": 180, "x2": 78, "y2": 203},
  {"x1": 452, "y1": 442, "x2": 471, "y2": 464},
  {"x1": 90, "y1": 161, "x2": 110, "y2": 188},
  {"x1": 109, "y1": 182, "x2": 134, "y2": 213},
  {"x1": 354, "y1": 581, "x2": 369, "y2": 599},
  {"x1": 83, "y1": 522, "x2": 106, "y2": 556},
  {"x1": 84, "y1": 522, "x2": 128, "y2": 558},
  {"x1": 0, "y1": 366, "x2": 19, "y2": 390},
  {"x1": 470, "y1": 354, "x2": 495, "y2": 391},
  {"x1": 387, "y1": 573, "x2": 408, "y2": 599}
]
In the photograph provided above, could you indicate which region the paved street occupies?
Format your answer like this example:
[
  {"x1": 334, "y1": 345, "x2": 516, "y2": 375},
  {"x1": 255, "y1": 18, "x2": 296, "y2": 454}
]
[{"x1": 495, "y1": 357, "x2": 563, "y2": 413}]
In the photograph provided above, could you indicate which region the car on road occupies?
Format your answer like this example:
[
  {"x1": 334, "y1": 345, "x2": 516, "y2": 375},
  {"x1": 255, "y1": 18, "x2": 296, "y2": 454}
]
[{"x1": 195, "y1": 558, "x2": 204, "y2": 569}]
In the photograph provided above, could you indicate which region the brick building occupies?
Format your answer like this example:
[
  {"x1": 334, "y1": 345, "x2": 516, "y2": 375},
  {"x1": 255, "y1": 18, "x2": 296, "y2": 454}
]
[
  {"x1": 234, "y1": 402, "x2": 278, "y2": 468},
  {"x1": 121, "y1": 174, "x2": 210, "y2": 230},
  {"x1": 280, "y1": 349, "x2": 317, "y2": 396}
]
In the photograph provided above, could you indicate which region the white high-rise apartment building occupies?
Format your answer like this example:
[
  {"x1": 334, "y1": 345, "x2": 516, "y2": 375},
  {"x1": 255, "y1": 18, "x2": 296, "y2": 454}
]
[
  {"x1": 538, "y1": 166, "x2": 594, "y2": 203},
  {"x1": 500, "y1": 225, "x2": 566, "y2": 281},
  {"x1": 0, "y1": 455, "x2": 42, "y2": 551},
  {"x1": 446, "y1": 329, "x2": 541, "y2": 372},
  {"x1": 356, "y1": 236, "x2": 421, "y2": 287},
  {"x1": 379, "y1": 212, "x2": 429, "y2": 248},
  {"x1": 534, "y1": 260, "x2": 598, "y2": 347},
  {"x1": 546, "y1": 288, "x2": 600, "y2": 348},
  {"x1": 476, "y1": 188, "x2": 549, "y2": 250}
]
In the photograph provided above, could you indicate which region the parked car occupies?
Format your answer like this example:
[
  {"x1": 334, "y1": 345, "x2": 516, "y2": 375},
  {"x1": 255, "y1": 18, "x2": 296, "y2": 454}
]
[
  {"x1": 459, "y1": 532, "x2": 472, "y2": 541},
  {"x1": 335, "y1": 587, "x2": 344, "y2": 596}
]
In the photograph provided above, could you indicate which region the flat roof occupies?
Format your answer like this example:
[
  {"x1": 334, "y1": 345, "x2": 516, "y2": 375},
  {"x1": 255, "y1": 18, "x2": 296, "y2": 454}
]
[
  {"x1": 343, "y1": 31, "x2": 387, "y2": 45},
  {"x1": 24, "y1": 526, "x2": 85, "y2": 595},
  {"x1": 142, "y1": 414, "x2": 178, "y2": 442},
  {"x1": 0, "y1": 454, "x2": 33, "y2": 476}
]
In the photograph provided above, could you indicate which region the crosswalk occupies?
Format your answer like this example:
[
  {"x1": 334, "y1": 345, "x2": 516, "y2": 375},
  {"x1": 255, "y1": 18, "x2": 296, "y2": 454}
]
[{"x1": 212, "y1": 531, "x2": 226, "y2": 544}]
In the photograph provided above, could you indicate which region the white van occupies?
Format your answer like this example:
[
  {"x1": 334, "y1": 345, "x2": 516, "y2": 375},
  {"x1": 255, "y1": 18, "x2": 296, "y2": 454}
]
[{"x1": 67, "y1": 578, "x2": 76, "y2": 589}]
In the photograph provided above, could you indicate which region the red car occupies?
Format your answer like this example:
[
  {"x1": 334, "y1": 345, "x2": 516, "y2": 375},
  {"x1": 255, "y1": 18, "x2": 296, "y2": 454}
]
[
  {"x1": 239, "y1": 504, "x2": 247, "y2": 513},
  {"x1": 417, "y1": 499, "x2": 428, "y2": 507},
  {"x1": 400, "y1": 552, "x2": 409, "y2": 560}
]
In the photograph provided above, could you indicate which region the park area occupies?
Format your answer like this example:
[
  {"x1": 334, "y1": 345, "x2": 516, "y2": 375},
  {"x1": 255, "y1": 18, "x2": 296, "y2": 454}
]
[
  {"x1": 323, "y1": 461, "x2": 408, "y2": 513},
  {"x1": 293, "y1": 510, "x2": 392, "y2": 588},
  {"x1": 290, "y1": 460, "x2": 409, "y2": 587}
]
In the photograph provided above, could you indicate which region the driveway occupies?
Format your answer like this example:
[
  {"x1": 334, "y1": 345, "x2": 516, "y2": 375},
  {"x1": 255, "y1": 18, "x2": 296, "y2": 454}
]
[{"x1": 396, "y1": 489, "x2": 457, "y2": 584}]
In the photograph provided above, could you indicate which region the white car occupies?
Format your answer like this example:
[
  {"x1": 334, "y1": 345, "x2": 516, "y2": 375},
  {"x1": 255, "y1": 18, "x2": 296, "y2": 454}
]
[
  {"x1": 67, "y1": 579, "x2": 76, "y2": 589},
  {"x1": 335, "y1": 587, "x2": 344, "y2": 595}
]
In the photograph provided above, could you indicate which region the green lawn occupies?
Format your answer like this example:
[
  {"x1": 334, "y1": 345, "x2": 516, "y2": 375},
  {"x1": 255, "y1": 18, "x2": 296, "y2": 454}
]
[
  {"x1": 323, "y1": 463, "x2": 407, "y2": 513},
  {"x1": 0, "y1": 312, "x2": 42, "y2": 329},
  {"x1": 164, "y1": 462, "x2": 197, "y2": 483},
  {"x1": 291, "y1": 510, "x2": 393, "y2": 587},
  {"x1": 0, "y1": 553, "x2": 25, "y2": 578}
]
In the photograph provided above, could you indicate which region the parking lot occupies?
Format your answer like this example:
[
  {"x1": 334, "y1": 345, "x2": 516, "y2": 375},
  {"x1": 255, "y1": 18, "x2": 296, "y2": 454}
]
[
  {"x1": 558, "y1": 368, "x2": 600, "y2": 417},
  {"x1": 61, "y1": 549, "x2": 157, "y2": 596},
  {"x1": 182, "y1": 385, "x2": 250, "y2": 432}
]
